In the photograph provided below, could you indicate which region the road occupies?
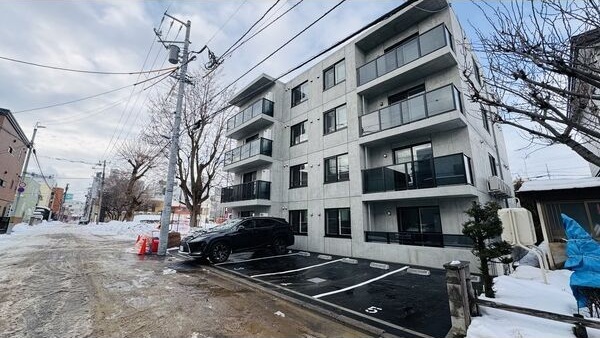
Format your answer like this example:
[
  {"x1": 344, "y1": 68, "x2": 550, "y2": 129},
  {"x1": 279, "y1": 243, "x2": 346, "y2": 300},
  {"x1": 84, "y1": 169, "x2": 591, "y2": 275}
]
[{"x1": 0, "y1": 224, "x2": 371, "y2": 338}]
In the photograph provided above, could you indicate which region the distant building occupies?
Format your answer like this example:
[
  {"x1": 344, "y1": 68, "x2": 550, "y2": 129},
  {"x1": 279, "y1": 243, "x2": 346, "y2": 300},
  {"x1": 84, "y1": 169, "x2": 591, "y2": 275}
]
[
  {"x1": 0, "y1": 108, "x2": 29, "y2": 217},
  {"x1": 13, "y1": 177, "x2": 41, "y2": 219},
  {"x1": 49, "y1": 187, "x2": 64, "y2": 217},
  {"x1": 83, "y1": 172, "x2": 102, "y2": 222},
  {"x1": 63, "y1": 200, "x2": 85, "y2": 221},
  {"x1": 569, "y1": 28, "x2": 600, "y2": 177}
]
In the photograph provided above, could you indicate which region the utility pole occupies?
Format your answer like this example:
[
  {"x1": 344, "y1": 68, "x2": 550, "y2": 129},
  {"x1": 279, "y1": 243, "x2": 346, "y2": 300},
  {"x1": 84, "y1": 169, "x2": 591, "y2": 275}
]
[
  {"x1": 157, "y1": 14, "x2": 192, "y2": 256},
  {"x1": 12, "y1": 122, "x2": 46, "y2": 217},
  {"x1": 96, "y1": 160, "x2": 106, "y2": 224}
]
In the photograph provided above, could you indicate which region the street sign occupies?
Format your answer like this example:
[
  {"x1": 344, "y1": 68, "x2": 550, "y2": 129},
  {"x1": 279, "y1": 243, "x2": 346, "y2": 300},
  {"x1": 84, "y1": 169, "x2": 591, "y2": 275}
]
[
  {"x1": 65, "y1": 193, "x2": 73, "y2": 200},
  {"x1": 17, "y1": 187, "x2": 25, "y2": 193}
]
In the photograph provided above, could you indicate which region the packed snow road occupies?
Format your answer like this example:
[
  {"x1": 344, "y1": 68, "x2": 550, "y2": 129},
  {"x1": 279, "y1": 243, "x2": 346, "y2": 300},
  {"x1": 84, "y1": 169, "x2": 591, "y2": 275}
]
[{"x1": 0, "y1": 223, "x2": 370, "y2": 338}]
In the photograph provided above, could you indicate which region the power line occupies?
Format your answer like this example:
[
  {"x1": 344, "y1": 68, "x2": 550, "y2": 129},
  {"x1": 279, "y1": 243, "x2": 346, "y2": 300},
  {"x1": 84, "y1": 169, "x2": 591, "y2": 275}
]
[
  {"x1": 219, "y1": 0, "x2": 281, "y2": 58},
  {"x1": 11, "y1": 68, "x2": 177, "y2": 114},
  {"x1": 37, "y1": 155, "x2": 99, "y2": 166},
  {"x1": 202, "y1": 0, "x2": 415, "y2": 119},
  {"x1": 32, "y1": 150, "x2": 52, "y2": 189},
  {"x1": 205, "y1": 0, "x2": 249, "y2": 45},
  {"x1": 0, "y1": 55, "x2": 177, "y2": 75},
  {"x1": 210, "y1": 0, "x2": 347, "y2": 105},
  {"x1": 223, "y1": 0, "x2": 304, "y2": 59}
]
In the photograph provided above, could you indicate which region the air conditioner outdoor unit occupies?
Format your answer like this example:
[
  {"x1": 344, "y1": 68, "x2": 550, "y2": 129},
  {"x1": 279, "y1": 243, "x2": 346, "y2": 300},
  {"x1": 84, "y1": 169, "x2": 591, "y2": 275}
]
[{"x1": 488, "y1": 176, "x2": 512, "y2": 197}]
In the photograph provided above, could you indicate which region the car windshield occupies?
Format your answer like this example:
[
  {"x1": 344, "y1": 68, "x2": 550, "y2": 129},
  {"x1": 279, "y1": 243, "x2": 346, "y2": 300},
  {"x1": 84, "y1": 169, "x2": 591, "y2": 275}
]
[{"x1": 209, "y1": 218, "x2": 244, "y2": 232}]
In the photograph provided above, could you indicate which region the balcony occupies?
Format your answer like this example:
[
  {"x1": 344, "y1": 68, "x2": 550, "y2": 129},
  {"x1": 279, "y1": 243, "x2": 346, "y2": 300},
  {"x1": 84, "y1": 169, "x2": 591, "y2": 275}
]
[
  {"x1": 223, "y1": 137, "x2": 273, "y2": 173},
  {"x1": 221, "y1": 180, "x2": 271, "y2": 207},
  {"x1": 488, "y1": 176, "x2": 512, "y2": 198},
  {"x1": 362, "y1": 153, "x2": 477, "y2": 200},
  {"x1": 356, "y1": 24, "x2": 457, "y2": 96},
  {"x1": 226, "y1": 98, "x2": 274, "y2": 139},
  {"x1": 358, "y1": 84, "x2": 465, "y2": 145},
  {"x1": 364, "y1": 231, "x2": 473, "y2": 248}
]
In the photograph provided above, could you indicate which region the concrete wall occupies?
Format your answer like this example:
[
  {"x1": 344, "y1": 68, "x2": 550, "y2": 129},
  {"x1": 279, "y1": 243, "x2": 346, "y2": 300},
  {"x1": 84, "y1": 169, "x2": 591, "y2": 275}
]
[{"x1": 225, "y1": 0, "x2": 511, "y2": 270}]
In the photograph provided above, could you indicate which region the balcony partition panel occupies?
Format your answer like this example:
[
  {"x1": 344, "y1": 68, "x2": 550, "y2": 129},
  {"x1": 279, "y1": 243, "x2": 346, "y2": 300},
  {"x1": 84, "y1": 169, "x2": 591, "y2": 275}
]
[{"x1": 359, "y1": 84, "x2": 461, "y2": 136}]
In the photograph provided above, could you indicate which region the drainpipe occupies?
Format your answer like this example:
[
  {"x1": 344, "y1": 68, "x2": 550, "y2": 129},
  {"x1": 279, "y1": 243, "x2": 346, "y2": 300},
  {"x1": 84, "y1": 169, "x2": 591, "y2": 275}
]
[{"x1": 491, "y1": 121, "x2": 509, "y2": 208}]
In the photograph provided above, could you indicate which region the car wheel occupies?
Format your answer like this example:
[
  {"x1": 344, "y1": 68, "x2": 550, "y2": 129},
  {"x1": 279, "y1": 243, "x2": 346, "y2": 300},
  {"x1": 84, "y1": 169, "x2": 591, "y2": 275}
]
[
  {"x1": 272, "y1": 237, "x2": 287, "y2": 255},
  {"x1": 209, "y1": 242, "x2": 231, "y2": 263}
]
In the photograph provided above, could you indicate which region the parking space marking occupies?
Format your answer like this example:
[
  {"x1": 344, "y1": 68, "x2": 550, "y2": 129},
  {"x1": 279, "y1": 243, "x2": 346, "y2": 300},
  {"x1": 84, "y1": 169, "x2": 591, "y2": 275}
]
[
  {"x1": 214, "y1": 252, "x2": 303, "y2": 266},
  {"x1": 251, "y1": 258, "x2": 345, "y2": 278},
  {"x1": 312, "y1": 266, "x2": 409, "y2": 299}
]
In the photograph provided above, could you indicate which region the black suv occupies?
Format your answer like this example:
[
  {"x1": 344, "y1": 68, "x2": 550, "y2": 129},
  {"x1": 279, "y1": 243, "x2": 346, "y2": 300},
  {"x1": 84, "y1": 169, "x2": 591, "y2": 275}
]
[{"x1": 178, "y1": 217, "x2": 295, "y2": 263}]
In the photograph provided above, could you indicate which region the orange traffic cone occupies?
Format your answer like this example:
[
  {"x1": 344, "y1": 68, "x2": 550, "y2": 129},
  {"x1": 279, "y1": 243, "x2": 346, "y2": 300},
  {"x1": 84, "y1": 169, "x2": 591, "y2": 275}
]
[{"x1": 137, "y1": 238, "x2": 147, "y2": 255}]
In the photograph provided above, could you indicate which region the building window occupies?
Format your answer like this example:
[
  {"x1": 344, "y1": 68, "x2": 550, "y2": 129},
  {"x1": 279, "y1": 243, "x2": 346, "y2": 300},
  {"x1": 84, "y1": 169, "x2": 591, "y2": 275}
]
[
  {"x1": 489, "y1": 154, "x2": 498, "y2": 177},
  {"x1": 480, "y1": 105, "x2": 490, "y2": 132},
  {"x1": 290, "y1": 163, "x2": 308, "y2": 188},
  {"x1": 290, "y1": 120, "x2": 307, "y2": 146},
  {"x1": 291, "y1": 81, "x2": 308, "y2": 107},
  {"x1": 8, "y1": 146, "x2": 14, "y2": 155},
  {"x1": 323, "y1": 59, "x2": 346, "y2": 90},
  {"x1": 289, "y1": 210, "x2": 308, "y2": 235},
  {"x1": 323, "y1": 104, "x2": 347, "y2": 135},
  {"x1": 0, "y1": 179, "x2": 5, "y2": 188},
  {"x1": 324, "y1": 153, "x2": 349, "y2": 183},
  {"x1": 325, "y1": 208, "x2": 351, "y2": 237},
  {"x1": 473, "y1": 57, "x2": 481, "y2": 84},
  {"x1": 397, "y1": 206, "x2": 443, "y2": 247}
]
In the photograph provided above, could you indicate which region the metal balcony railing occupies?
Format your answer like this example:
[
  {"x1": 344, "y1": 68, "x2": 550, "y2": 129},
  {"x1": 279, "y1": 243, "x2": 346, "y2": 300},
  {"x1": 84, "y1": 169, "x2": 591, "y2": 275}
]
[
  {"x1": 362, "y1": 153, "x2": 473, "y2": 194},
  {"x1": 357, "y1": 24, "x2": 454, "y2": 86},
  {"x1": 221, "y1": 180, "x2": 271, "y2": 202},
  {"x1": 227, "y1": 98, "x2": 274, "y2": 131},
  {"x1": 359, "y1": 84, "x2": 462, "y2": 136},
  {"x1": 224, "y1": 137, "x2": 273, "y2": 166}
]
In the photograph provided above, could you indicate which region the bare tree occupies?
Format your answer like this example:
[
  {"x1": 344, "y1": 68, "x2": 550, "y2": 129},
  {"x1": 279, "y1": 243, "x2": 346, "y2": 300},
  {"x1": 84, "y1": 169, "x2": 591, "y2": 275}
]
[
  {"x1": 464, "y1": 0, "x2": 600, "y2": 167},
  {"x1": 101, "y1": 169, "x2": 129, "y2": 221},
  {"x1": 117, "y1": 139, "x2": 161, "y2": 221},
  {"x1": 145, "y1": 70, "x2": 234, "y2": 227}
]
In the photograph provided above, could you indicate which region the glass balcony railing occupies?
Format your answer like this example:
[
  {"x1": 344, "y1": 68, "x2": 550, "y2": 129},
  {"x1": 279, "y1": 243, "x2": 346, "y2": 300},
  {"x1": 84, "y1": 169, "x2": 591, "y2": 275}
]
[
  {"x1": 224, "y1": 137, "x2": 273, "y2": 166},
  {"x1": 227, "y1": 98, "x2": 274, "y2": 131},
  {"x1": 362, "y1": 153, "x2": 473, "y2": 194},
  {"x1": 357, "y1": 24, "x2": 454, "y2": 86},
  {"x1": 359, "y1": 84, "x2": 462, "y2": 136},
  {"x1": 364, "y1": 231, "x2": 473, "y2": 248},
  {"x1": 221, "y1": 180, "x2": 271, "y2": 203}
]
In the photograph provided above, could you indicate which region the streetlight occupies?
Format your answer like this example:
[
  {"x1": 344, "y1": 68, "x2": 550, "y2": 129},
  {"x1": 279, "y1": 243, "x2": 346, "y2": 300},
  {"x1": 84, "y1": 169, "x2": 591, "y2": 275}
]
[{"x1": 12, "y1": 122, "x2": 46, "y2": 217}]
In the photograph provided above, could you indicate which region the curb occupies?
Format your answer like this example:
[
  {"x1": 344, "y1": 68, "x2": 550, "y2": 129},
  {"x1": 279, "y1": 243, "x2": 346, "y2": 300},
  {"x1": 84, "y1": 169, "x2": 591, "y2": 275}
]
[{"x1": 205, "y1": 265, "x2": 401, "y2": 338}]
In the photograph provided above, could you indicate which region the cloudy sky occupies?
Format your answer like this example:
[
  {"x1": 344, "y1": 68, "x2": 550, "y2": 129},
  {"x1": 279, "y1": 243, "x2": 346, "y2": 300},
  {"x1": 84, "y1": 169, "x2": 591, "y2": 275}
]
[{"x1": 0, "y1": 0, "x2": 592, "y2": 201}]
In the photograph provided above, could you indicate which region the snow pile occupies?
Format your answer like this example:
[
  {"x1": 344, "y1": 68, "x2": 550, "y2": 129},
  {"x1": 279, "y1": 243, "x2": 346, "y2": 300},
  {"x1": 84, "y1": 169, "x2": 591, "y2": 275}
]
[
  {"x1": 0, "y1": 221, "x2": 65, "y2": 250},
  {"x1": 81, "y1": 221, "x2": 159, "y2": 241},
  {"x1": 467, "y1": 266, "x2": 600, "y2": 338}
]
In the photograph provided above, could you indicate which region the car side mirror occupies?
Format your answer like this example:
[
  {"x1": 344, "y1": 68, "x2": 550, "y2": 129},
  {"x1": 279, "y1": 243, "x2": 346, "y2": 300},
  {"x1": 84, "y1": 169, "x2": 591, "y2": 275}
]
[{"x1": 237, "y1": 225, "x2": 246, "y2": 231}]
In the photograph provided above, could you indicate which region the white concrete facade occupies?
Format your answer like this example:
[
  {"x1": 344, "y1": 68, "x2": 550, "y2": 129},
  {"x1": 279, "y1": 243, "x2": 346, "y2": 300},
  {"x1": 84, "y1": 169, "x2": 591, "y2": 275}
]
[{"x1": 220, "y1": 0, "x2": 513, "y2": 270}]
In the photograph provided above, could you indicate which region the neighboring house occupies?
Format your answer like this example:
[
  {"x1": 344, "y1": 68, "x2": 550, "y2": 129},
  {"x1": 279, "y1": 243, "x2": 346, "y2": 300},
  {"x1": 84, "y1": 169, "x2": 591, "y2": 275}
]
[
  {"x1": 83, "y1": 172, "x2": 102, "y2": 222},
  {"x1": 49, "y1": 187, "x2": 64, "y2": 217},
  {"x1": 569, "y1": 29, "x2": 600, "y2": 177},
  {"x1": 13, "y1": 177, "x2": 41, "y2": 220},
  {"x1": 219, "y1": 0, "x2": 513, "y2": 269},
  {"x1": 516, "y1": 178, "x2": 600, "y2": 268},
  {"x1": 0, "y1": 108, "x2": 29, "y2": 217}
]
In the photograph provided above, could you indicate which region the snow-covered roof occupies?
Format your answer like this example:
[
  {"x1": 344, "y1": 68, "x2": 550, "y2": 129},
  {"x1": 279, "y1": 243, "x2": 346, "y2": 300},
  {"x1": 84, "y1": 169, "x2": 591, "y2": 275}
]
[{"x1": 518, "y1": 177, "x2": 600, "y2": 192}]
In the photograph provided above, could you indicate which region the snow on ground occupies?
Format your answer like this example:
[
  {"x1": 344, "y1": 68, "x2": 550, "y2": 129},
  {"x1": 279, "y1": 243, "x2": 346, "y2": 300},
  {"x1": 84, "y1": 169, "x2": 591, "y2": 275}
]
[
  {"x1": 467, "y1": 266, "x2": 600, "y2": 338},
  {"x1": 81, "y1": 221, "x2": 159, "y2": 241}
]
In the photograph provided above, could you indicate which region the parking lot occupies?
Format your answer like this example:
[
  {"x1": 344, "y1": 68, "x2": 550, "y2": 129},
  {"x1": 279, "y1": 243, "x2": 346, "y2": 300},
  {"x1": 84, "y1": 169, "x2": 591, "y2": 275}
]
[{"x1": 172, "y1": 250, "x2": 453, "y2": 338}]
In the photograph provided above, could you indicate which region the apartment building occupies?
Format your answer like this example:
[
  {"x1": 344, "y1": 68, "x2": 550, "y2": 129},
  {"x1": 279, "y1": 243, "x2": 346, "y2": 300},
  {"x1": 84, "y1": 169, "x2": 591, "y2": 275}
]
[
  {"x1": 569, "y1": 28, "x2": 600, "y2": 177},
  {"x1": 0, "y1": 108, "x2": 29, "y2": 217},
  {"x1": 220, "y1": 0, "x2": 513, "y2": 269}
]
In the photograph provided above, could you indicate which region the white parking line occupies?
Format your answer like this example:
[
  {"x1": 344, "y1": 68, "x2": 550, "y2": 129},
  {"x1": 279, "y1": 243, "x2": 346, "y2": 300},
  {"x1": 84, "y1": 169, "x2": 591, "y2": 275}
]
[
  {"x1": 251, "y1": 258, "x2": 345, "y2": 278},
  {"x1": 214, "y1": 252, "x2": 302, "y2": 266},
  {"x1": 312, "y1": 266, "x2": 409, "y2": 299}
]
